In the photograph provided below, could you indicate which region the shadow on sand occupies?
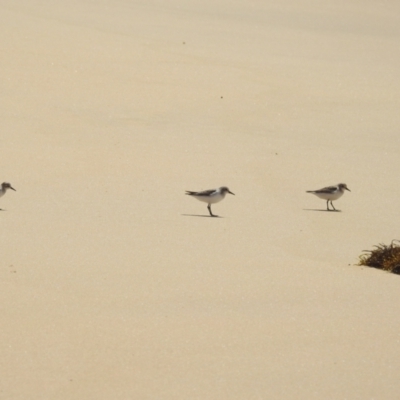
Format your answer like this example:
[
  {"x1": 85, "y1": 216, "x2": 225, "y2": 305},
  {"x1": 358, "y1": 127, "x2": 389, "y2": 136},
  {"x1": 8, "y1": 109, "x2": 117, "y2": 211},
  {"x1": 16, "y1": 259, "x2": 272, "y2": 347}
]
[
  {"x1": 181, "y1": 214, "x2": 223, "y2": 218},
  {"x1": 303, "y1": 209, "x2": 342, "y2": 212}
]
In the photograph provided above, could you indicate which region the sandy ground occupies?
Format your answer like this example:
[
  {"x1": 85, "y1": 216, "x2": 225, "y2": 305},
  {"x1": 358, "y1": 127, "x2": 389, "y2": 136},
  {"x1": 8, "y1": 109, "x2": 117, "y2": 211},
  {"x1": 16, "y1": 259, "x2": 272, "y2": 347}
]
[{"x1": 1, "y1": 0, "x2": 400, "y2": 398}]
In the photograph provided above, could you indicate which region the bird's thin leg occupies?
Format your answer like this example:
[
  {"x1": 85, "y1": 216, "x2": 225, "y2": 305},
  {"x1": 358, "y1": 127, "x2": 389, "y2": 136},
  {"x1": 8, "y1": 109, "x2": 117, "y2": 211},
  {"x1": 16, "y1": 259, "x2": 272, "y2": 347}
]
[
  {"x1": 326, "y1": 200, "x2": 330, "y2": 211},
  {"x1": 330, "y1": 201, "x2": 336, "y2": 211},
  {"x1": 207, "y1": 204, "x2": 217, "y2": 217}
]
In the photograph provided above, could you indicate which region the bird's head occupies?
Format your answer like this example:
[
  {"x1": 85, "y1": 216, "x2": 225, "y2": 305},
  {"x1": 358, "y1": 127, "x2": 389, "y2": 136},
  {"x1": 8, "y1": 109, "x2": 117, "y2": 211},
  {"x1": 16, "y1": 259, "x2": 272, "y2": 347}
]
[
  {"x1": 338, "y1": 183, "x2": 350, "y2": 192},
  {"x1": 220, "y1": 186, "x2": 235, "y2": 195},
  {"x1": 2, "y1": 182, "x2": 16, "y2": 191}
]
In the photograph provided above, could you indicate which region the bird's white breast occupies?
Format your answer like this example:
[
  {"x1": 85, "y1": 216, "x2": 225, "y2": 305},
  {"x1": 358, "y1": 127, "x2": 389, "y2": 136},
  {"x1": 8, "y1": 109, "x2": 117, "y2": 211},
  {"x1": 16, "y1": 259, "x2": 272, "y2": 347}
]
[
  {"x1": 194, "y1": 191, "x2": 225, "y2": 204},
  {"x1": 313, "y1": 190, "x2": 343, "y2": 201}
]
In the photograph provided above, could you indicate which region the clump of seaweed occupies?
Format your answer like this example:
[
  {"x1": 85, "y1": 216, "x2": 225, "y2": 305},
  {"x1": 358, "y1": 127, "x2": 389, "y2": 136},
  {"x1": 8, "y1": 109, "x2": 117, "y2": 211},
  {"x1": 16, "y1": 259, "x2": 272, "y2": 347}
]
[{"x1": 358, "y1": 240, "x2": 400, "y2": 274}]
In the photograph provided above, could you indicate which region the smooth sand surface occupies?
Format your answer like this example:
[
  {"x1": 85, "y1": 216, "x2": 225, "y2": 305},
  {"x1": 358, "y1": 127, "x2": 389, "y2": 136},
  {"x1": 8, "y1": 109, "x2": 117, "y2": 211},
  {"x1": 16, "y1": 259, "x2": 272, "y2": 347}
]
[{"x1": 1, "y1": 1, "x2": 400, "y2": 398}]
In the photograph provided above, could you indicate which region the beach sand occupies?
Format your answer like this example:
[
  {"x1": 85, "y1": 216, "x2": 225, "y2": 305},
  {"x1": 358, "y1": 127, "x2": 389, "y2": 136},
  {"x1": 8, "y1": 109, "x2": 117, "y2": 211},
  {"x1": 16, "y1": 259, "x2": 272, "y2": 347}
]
[{"x1": 1, "y1": 0, "x2": 400, "y2": 398}]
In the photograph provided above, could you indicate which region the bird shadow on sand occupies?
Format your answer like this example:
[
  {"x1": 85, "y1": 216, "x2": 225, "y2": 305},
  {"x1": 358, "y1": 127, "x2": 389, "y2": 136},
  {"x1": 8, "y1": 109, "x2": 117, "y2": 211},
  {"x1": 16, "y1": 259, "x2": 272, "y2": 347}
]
[
  {"x1": 303, "y1": 209, "x2": 342, "y2": 212},
  {"x1": 181, "y1": 214, "x2": 223, "y2": 218}
]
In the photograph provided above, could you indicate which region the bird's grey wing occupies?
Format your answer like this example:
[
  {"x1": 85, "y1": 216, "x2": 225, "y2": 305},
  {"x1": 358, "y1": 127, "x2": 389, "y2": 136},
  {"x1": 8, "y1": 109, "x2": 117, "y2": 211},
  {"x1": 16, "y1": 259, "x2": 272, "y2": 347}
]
[
  {"x1": 187, "y1": 189, "x2": 215, "y2": 196},
  {"x1": 314, "y1": 185, "x2": 337, "y2": 193}
]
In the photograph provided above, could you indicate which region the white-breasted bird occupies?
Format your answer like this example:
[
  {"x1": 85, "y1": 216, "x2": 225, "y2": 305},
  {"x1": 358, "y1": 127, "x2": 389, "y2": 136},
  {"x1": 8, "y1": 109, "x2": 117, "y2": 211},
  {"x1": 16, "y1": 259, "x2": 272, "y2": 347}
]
[
  {"x1": 306, "y1": 183, "x2": 350, "y2": 211},
  {"x1": 0, "y1": 182, "x2": 16, "y2": 209},
  {"x1": 185, "y1": 186, "x2": 235, "y2": 217}
]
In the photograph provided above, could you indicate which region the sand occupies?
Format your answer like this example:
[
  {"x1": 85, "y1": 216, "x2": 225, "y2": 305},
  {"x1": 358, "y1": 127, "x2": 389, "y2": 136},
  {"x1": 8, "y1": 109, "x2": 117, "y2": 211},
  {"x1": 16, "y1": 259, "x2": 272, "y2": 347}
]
[{"x1": 1, "y1": 0, "x2": 400, "y2": 398}]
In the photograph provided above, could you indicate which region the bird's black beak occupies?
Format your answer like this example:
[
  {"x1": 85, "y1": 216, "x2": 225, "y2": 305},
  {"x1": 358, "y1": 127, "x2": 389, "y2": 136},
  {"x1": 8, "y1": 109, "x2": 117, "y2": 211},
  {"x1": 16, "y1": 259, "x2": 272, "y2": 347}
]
[
  {"x1": 228, "y1": 190, "x2": 235, "y2": 195},
  {"x1": 345, "y1": 187, "x2": 351, "y2": 192},
  {"x1": 10, "y1": 186, "x2": 16, "y2": 191}
]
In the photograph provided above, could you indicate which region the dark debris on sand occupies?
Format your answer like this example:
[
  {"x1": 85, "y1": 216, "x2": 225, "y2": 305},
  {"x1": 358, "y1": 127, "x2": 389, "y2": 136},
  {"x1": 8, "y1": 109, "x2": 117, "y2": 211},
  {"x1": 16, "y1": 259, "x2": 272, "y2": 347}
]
[{"x1": 358, "y1": 240, "x2": 400, "y2": 275}]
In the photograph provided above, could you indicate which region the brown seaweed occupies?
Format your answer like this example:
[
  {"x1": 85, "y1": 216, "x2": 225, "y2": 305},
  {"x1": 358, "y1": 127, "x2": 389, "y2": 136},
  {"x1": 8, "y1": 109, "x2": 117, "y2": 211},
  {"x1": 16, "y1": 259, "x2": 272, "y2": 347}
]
[{"x1": 358, "y1": 240, "x2": 400, "y2": 275}]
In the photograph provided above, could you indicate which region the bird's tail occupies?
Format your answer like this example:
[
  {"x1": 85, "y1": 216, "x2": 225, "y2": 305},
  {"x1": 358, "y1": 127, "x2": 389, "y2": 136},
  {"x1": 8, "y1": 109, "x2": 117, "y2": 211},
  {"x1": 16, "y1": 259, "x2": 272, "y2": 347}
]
[{"x1": 185, "y1": 191, "x2": 196, "y2": 196}]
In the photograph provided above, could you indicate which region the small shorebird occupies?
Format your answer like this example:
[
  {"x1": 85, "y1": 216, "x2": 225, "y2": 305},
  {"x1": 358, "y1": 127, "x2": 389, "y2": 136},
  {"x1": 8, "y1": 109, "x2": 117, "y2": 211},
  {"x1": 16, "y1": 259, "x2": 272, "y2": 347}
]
[
  {"x1": 306, "y1": 183, "x2": 350, "y2": 211},
  {"x1": 0, "y1": 182, "x2": 16, "y2": 209},
  {"x1": 185, "y1": 186, "x2": 235, "y2": 217}
]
